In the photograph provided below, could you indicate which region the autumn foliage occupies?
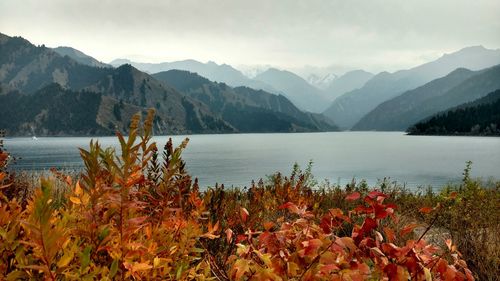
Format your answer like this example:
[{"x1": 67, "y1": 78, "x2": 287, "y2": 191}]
[{"x1": 0, "y1": 111, "x2": 478, "y2": 280}]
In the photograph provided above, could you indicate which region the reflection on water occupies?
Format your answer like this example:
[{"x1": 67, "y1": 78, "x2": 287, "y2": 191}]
[{"x1": 5, "y1": 132, "x2": 500, "y2": 189}]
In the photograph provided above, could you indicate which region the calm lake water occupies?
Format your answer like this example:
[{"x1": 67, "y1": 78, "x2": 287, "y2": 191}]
[{"x1": 5, "y1": 132, "x2": 500, "y2": 189}]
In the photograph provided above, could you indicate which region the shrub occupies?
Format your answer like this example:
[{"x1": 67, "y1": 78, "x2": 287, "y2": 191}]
[{"x1": 0, "y1": 111, "x2": 480, "y2": 280}]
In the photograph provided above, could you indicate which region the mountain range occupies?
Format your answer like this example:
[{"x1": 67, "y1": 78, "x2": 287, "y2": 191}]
[
  {"x1": 0, "y1": 32, "x2": 337, "y2": 136},
  {"x1": 353, "y1": 65, "x2": 500, "y2": 131},
  {"x1": 109, "y1": 59, "x2": 373, "y2": 113},
  {"x1": 109, "y1": 58, "x2": 279, "y2": 95},
  {"x1": 323, "y1": 46, "x2": 500, "y2": 129},
  {"x1": 2, "y1": 31, "x2": 499, "y2": 136}
]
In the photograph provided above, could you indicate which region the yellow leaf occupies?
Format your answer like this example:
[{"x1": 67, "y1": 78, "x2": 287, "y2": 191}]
[
  {"x1": 57, "y1": 250, "x2": 74, "y2": 268},
  {"x1": 81, "y1": 194, "x2": 90, "y2": 205},
  {"x1": 424, "y1": 267, "x2": 432, "y2": 281},
  {"x1": 75, "y1": 181, "x2": 83, "y2": 196},
  {"x1": 232, "y1": 259, "x2": 250, "y2": 279},
  {"x1": 69, "y1": 196, "x2": 81, "y2": 205},
  {"x1": 132, "y1": 262, "x2": 152, "y2": 272}
]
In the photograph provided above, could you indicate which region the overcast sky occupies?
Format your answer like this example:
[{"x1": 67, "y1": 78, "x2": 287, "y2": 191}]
[{"x1": 1, "y1": 0, "x2": 499, "y2": 74}]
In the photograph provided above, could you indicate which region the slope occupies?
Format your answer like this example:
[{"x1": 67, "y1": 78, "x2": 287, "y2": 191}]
[
  {"x1": 254, "y1": 68, "x2": 330, "y2": 112},
  {"x1": 52, "y1": 46, "x2": 111, "y2": 68},
  {"x1": 323, "y1": 46, "x2": 500, "y2": 129},
  {"x1": 407, "y1": 89, "x2": 500, "y2": 136},
  {"x1": 0, "y1": 33, "x2": 114, "y2": 94},
  {"x1": 354, "y1": 65, "x2": 500, "y2": 131}
]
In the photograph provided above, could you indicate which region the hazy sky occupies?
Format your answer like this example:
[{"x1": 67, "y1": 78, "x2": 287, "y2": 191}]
[{"x1": 1, "y1": 0, "x2": 499, "y2": 74}]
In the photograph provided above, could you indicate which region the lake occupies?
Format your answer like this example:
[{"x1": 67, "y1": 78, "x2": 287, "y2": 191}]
[{"x1": 4, "y1": 132, "x2": 500, "y2": 189}]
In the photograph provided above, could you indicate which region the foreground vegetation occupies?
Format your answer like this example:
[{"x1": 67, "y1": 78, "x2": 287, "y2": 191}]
[{"x1": 1, "y1": 111, "x2": 498, "y2": 280}]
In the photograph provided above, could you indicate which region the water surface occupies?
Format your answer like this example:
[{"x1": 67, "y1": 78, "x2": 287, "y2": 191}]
[{"x1": 5, "y1": 132, "x2": 500, "y2": 189}]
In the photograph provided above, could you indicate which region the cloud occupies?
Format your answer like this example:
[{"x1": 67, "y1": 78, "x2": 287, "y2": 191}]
[{"x1": 1, "y1": 0, "x2": 499, "y2": 73}]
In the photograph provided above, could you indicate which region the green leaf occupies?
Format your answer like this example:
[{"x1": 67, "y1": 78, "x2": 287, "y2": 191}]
[
  {"x1": 98, "y1": 226, "x2": 110, "y2": 241},
  {"x1": 176, "y1": 264, "x2": 184, "y2": 280},
  {"x1": 109, "y1": 259, "x2": 119, "y2": 278},
  {"x1": 80, "y1": 246, "x2": 92, "y2": 270},
  {"x1": 6, "y1": 270, "x2": 27, "y2": 281}
]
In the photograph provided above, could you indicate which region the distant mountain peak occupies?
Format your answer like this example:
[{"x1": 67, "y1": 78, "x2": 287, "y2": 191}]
[
  {"x1": 458, "y1": 45, "x2": 487, "y2": 51},
  {"x1": 109, "y1": 58, "x2": 132, "y2": 65},
  {"x1": 53, "y1": 46, "x2": 110, "y2": 68},
  {"x1": 441, "y1": 45, "x2": 499, "y2": 58}
]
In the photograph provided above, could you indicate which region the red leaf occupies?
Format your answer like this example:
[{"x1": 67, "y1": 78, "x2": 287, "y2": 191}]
[
  {"x1": 240, "y1": 207, "x2": 249, "y2": 223},
  {"x1": 359, "y1": 218, "x2": 377, "y2": 236},
  {"x1": 368, "y1": 190, "x2": 387, "y2": 199},
  {"x1": 236, "y1": 234, "x2": 247, "y2": 243},
  {"x1": 301, "y1": 239, "x2": 323, "y2": 256},
  {"x1": 345, "y1": 192, "x2": 361, "y2": 201},
  {"x1": 225, "y1": 228, "x2": 233, "y2": 243},
  {"x1": 374, "y1": 203, "x2": 389, "y2": 219},
  {"x1": 279, "y1": 202, "x2": 300, "y2": 215}
]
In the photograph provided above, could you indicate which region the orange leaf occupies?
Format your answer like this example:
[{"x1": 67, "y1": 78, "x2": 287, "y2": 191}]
[
  {"x1": 384, "y1": 227, "x2": 396, "y2": 243},
  {"x1": 263, "y1": 221, "x2": 274, "y2": 231},
  {"x1": 449, "y1": 191, "x2": 458, "y2": 199},
  {"x1": 400, "y1": 223, "x2": 419, "y2": 237},
  {"x1": 419, "y1": 207, "x2": 433, "y2": 214},
  {"x1": 65, "y1": 175, "x2": 72, "y2": 186},
  {"x1": 131, "y1": 262, "x2": 152, "y2": 272},
  {"x1": 69, "y1": 196, "x2": 81, "y2": 205},
  {"x1": 75, "y1": 181, "x2": 83, "y2": 196},
  {"x1": 445, "y1": 239, "x2": 453, "y2": 251}
]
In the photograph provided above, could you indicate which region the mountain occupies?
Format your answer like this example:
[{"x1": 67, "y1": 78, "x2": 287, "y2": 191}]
[
  {"x1": 152, "y1": 70, "x2": 339, "y2": 132},
  {"x1": 324, "y1": 70, "x2": 373, "y2": 101},
  {"x1": 306, "y1": 73, "x2": 337, "y2": 90},
  {"x1": 84, "y1": 64, "x2": 235, "y2": 134},
  {"x1": 0, "y1": 83, "x2": 132, "y2": 135},
  {"x1": 323, "y1": 46, "x2": 500, "y2": 129},
  {"x1": 52, "y1": 46, "x2": 110, "y2": 68},
  {"x1": 353, "y1": 65, "x2": 500, "y2": 131},
  {"x1": 407, "y1": 89, "x2": 500, "y2": 136},
  {"x1": 0, "y1": 33, "x2": 234, "y2": 135},
  {"x1": 254, "y1": 68, "x2": 330, "y2": 112},
  {"x1": 0, "y1": 33, "x2": 113, "y2": 94},
  {"x1": 109, "y1": 58, "x2": 277, "y2": 94}
]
